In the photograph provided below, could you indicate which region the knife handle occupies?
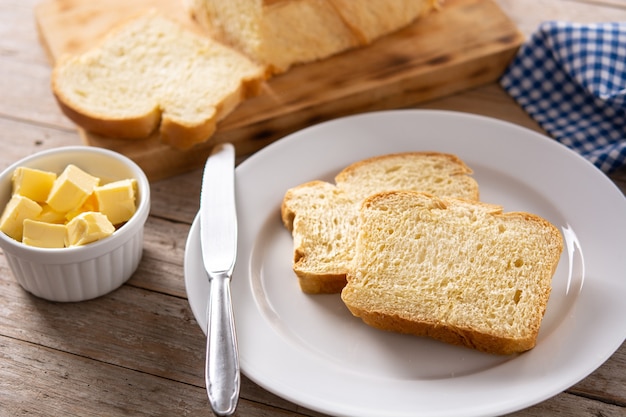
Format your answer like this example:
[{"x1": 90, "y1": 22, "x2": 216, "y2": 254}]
[{"x1": 205, "y1": 271, "x2": 240, "y2": 416}]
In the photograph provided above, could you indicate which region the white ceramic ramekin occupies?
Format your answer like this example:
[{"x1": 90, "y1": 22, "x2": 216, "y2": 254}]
[{"x1": 0, "y1": 146, "x2": 150, "y2": 302}]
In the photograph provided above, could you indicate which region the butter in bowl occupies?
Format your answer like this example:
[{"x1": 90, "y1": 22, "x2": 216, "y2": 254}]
[{"x1": 0, "y1": 146, "x2": 150, "y2": 302}]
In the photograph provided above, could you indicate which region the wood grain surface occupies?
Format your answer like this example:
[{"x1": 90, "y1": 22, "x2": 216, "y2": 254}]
[
  {"x1": 35, "y1": 0, "x2": 523, "y2": 180},
  {"x1": 1, "y1": 0, "x2": 625, "y2": 416}
]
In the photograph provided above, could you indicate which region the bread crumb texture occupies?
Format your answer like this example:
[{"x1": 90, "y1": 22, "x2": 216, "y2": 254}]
[
  {"x1": 281, "y1": 152, "x2": 479, "y2": 294},
  {"x1": 52, "y1": 11, "x2": 267, "y2": 149},
  {"x1": 341, "y1": 191, "x2": 564, "y2": 355}
]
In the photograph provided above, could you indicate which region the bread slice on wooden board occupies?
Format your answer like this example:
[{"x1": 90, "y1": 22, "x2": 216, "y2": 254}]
[
  {"x1": 185, "y1": 0, "x2": 440, "y2": 74},
  {"x1": 341, "y1": 191, "x2": 564, "y2": 355},
  {"x1": 281, "y1": 152, "x2": 479, "y2": 294},
  {"x1": 51, "y1": 11, "x2": 268, "y2": 150}
]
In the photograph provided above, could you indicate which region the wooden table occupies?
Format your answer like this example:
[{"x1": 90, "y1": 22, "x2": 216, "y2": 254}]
[{"x1": 1, "y1": 0, "x2": 624, "y2": 416}]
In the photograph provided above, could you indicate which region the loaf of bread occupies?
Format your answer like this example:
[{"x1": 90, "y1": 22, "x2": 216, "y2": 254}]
[
  {"x1": 341, "y1": 191, "x2": 563, "y2": 355},
  {"x1": 185, "y1": 0, "x2": 440, "y2": 74},
  {"x1": 281, "y1": 153, "x2": 479, "y2": 294},
  {"x1": 51, "y1": 11, "x2": 268, "y2": 150}
]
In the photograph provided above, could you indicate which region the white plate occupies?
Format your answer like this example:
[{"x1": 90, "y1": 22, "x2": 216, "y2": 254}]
[{"x1": 184, "y1": 110, "x2": 626, "y2": 417}]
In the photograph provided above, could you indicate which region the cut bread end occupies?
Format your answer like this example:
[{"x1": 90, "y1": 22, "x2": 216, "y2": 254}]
[{"x1": 51, "y1": 94, "x2": 161, "y2": 140}]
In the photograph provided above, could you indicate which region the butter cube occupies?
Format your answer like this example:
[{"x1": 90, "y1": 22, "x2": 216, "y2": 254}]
[
  {"x1": 46, "y1": 165, "x2": 100, "y2": 213},
  {"x1": 22, "y1": 219, "x2": 67, "y2": 248},
  {"x1": 37, "y1": 204, "x2": 67, "y2": 224},
  {"x1": 0, "y1": 195, "x2": 43, "y2": 241},
  {"x1": 66, "y1": 211, "x2": 114, "y2": 246},
  {"x1": 12, "y1": 167, "x2": 57, "y2": 202},
  {"x1": 65, "y1": 192, "x2": 99, "y2": 222},
  {"x1": 95, "y1": 179, "x2": 137, "y2": 225}
]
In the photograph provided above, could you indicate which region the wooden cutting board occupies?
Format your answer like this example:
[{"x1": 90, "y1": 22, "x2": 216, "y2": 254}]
[{"x1": 35, "y1": 0, "x2": 523, "y2": 181}]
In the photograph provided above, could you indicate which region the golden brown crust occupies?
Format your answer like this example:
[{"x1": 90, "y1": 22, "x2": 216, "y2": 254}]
[
  {"x1": 296, "y1": 270, "x2": 348, "y2": 294},
  {"x1": 51, "y1": 86, "x2": 161, "y2": 140},
  {"x1": 262, "y1": 0, "x2": 292, "y2": 6},
  {"x1": 343, "y1": 303, "x2": 538, "y2": 355},
  {"x1": 160, "y1": 117, "x2": 218, "y2": 150},
  {"x1": 280, "y1": 196, "x2": 295, "y2": 232},
  {"x1": 335, "y1": 152, "x2": 479, "y2": 200},
  {"x1": 337, "y1": 151, "x2": 474, "y2": 177}
]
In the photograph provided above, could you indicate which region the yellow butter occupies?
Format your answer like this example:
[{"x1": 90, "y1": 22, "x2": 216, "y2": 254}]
[
  {"x1": 65, "y1": 192, "x2": 99, "y2": 222},
  {"x1": 66, "y1": 211, "x2": 115, "y2": 246},
  {"x1": 22, "y1": 219, "x2": 67, "y2": 248},
  {"x1": 95, "y1": 179, "x2": 137, "y2": 225},
  {"x1": 0, "y1": 195, "x2": 43, "y2": 241},
  {"x1": 37, "y1": 204, "x2": 67, "y2": 224},
  {"x1": 46, "y1": 164, "x2": 100, "y2": 213},
  {"x1": 12, "y1": 167, "x2": 57, "y2": 203}
]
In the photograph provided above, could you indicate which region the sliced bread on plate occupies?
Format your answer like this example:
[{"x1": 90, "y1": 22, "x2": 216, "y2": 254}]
[
  {"x1": 341, "y1": 190, "x2": 563, "y2": 355},
  {"x1": 281, "y1": 152, "x2": 479, "y2": 294}
]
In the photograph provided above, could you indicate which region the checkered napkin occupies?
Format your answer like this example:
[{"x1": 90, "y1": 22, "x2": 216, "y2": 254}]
[{"x1": 500, "y1": 21, "x2": 626, "y2": 173}]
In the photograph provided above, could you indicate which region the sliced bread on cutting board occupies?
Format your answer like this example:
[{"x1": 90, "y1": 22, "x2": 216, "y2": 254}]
[
  {"x1": 184, "y1": 0, "x2": 440, "y2": 74},
  {"x1": 281, "y1": 152, "x2": 479, "y2": 294},
  {"x1": 51, "y1": 0, "x2": 440, "y2": 149},
  {"x1": 341, "y1": 190, "x2": 563, "y2": 355},
  {"x1": 51, "y1": 11, "x2": 268, "y2": 150},
  {"x1": 36, "y1": 0, "x2": 524, "y2": 180}
]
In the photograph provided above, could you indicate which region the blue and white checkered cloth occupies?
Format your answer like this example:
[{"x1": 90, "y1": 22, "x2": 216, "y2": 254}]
[{"x1": 500, "y1": 21, "x2": 626, "y2": 173}]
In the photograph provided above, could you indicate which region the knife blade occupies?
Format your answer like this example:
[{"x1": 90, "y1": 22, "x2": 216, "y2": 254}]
[{"x1": 199, "y1": 143, "x2": 240, "y2": 416}]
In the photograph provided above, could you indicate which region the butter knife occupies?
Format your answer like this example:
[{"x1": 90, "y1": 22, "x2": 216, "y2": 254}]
[{"x1": 199, "y1": 143, "x2": 240, "y2": 416}]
